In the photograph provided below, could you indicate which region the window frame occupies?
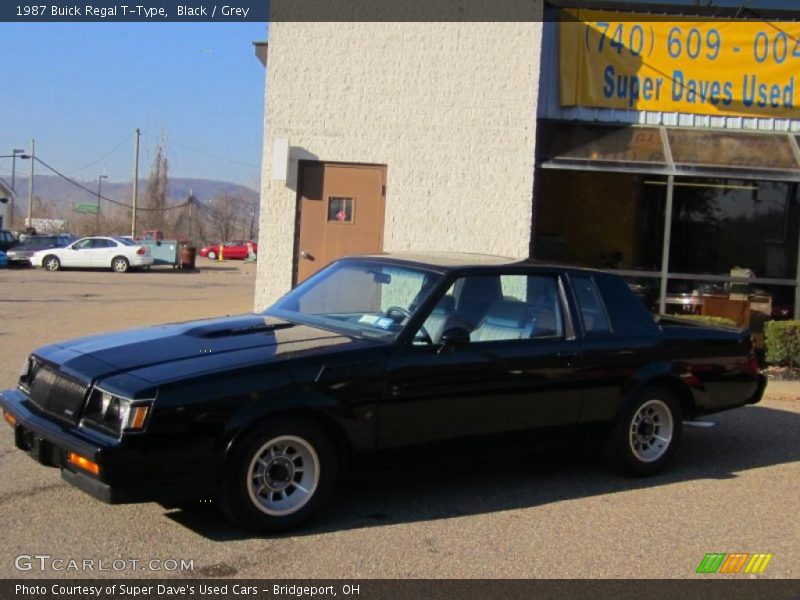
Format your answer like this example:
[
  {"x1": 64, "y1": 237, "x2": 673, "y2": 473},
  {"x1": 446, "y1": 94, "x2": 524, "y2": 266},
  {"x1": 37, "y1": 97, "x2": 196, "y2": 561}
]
[
  {"x1": 566, "y1": 273, "x2": 614, "y2": 337},
  {"x1": 327, "y1": 196, "x2": 355, "y2": 225},
  {"x1": 406, "y1": 268, "x2": 578, "y2": 347}
]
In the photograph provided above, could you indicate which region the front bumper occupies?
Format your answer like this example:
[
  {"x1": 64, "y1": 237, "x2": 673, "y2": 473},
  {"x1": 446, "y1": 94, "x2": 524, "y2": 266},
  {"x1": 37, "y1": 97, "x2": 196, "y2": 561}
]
[
  {"x1": 0, "y1": 388, "x2": 206, "y2": 504},
  {"x1": 6, "y1": 252, "x2": 33, "y2": 264}
]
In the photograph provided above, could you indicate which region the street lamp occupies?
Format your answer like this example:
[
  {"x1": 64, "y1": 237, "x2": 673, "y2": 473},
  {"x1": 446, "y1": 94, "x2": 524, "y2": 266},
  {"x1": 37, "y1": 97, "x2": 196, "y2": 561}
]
[{"x1": 96, "y1": 174, "x2": 108, "y2": 234}]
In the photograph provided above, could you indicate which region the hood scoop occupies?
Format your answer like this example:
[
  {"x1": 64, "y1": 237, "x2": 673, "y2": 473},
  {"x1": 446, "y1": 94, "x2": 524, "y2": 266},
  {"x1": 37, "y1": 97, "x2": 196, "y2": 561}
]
[{"x1": 184, "y1": 320, "x2": 295, "y2": 339}]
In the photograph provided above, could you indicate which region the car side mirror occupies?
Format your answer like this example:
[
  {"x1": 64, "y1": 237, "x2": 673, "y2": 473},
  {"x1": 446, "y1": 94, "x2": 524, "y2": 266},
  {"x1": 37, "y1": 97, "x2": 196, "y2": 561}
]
[{"x1": 440, "y1": 327, "x2": 471, "y2": 347}]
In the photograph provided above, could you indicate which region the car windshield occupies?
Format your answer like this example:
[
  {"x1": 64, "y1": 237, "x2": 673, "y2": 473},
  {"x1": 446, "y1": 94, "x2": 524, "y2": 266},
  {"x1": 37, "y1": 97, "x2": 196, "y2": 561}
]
[{"x1": 267, "y1": 259, "x2": 443, "y2": 341}]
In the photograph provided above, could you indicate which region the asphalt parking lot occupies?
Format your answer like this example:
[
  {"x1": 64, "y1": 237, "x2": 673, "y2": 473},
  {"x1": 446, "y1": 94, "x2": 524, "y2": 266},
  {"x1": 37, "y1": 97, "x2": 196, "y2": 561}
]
[{"x1": 0, "y1": 263, "x2": 798, "y2": 579}]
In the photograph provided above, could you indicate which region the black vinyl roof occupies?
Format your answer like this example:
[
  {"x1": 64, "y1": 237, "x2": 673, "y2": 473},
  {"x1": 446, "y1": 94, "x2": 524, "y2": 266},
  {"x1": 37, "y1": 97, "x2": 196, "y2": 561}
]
[{"x1": 350, "y1": 252, "x2": 609, "y2": 275}]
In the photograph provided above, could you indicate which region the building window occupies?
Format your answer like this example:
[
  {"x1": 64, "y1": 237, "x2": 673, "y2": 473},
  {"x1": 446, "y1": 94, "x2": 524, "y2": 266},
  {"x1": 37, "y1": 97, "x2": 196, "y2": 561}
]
[
  {"x1": 534, "y1": 170, "x2": 666, "y2": 272},
  {"x1": 668, "y1": 178, "x2": 800, "y2": 280},
  {"x1": 328, "y1": 197, "x2": 354, "y2": 223},
  {"x1": 533, "y1": 169, "x2": 800, "y2": 322}
]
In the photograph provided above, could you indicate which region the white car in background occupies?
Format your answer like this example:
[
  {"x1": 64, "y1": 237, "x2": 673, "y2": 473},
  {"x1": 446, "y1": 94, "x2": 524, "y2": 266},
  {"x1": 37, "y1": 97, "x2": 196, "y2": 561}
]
[{"x1": 31, "y1": 236, "x2": 154, "y2": 273}]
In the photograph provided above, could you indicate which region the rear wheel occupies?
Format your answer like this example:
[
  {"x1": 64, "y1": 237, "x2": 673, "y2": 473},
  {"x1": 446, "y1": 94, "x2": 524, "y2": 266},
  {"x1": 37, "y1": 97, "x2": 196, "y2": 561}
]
[
  {"x1": 43, "y1": 255, "x2": 60, "y2": 272},
  {"x1": 207, "y1": 250, "x2": 217, "y2": 260},
  {"x1": 111, "y1": 256, "x2": 130, "y2": 273},
  {"x1": 605, "y1": 386, "x2": 682, "y2": 477},
  {"x1": 218, "y1": 418, "x2": 338, "y2": 532}
]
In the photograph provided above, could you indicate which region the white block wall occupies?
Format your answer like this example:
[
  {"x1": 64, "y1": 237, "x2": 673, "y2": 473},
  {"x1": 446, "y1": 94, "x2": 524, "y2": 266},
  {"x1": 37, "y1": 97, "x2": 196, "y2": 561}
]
[{"x1": 256, "y1": 19, "x2": 544, "y2": 310}]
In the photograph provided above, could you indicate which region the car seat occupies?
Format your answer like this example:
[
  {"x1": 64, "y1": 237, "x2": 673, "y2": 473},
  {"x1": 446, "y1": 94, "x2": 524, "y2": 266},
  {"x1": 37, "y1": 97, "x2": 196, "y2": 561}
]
[
  {"x1": 423, "y1": 295, "x2": 456, "y2": 342},
  {"x1": 470, "y1": 301, "x2": 531, "y2": 342}
]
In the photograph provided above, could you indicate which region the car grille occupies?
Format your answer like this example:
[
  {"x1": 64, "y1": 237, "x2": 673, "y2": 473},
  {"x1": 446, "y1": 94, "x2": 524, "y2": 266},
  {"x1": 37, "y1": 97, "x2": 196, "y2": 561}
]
[{"x1": 27, "y1": 362, "x2": 88, "y2": 424}]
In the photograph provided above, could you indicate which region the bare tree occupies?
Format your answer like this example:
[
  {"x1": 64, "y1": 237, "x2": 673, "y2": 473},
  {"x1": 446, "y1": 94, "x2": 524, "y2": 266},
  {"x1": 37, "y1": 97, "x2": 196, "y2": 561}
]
[{"x1": 140, "y1": 144, "x2": 169, "y2": 233}]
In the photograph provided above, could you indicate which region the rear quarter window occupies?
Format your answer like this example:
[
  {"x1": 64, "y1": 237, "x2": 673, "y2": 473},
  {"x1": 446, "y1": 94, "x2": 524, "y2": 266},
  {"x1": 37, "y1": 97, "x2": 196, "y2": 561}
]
[
  {"x1": 571, "y1": 275, "x2": 611, "y2": 334},
  {"x1": 592, "y1": 273, "x2": 661, "y2": 338}
]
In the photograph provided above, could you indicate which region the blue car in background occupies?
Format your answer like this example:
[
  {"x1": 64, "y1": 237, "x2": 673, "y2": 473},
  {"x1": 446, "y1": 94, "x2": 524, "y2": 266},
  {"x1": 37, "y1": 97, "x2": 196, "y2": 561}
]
[{"x1": 0, "y1": 249, "x2": 7, "y2": 268}]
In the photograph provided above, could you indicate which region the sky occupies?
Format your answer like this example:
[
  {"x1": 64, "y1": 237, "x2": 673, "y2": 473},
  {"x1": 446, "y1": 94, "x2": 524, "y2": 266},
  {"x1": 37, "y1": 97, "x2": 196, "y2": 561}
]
[{"x1": 0, "y1": 23, "x2": 268, "y2": 189}]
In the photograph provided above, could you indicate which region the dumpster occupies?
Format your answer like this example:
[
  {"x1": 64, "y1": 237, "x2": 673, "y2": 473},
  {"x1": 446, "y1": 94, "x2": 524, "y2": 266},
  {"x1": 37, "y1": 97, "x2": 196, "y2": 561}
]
[
  {"x1": 140, "y1": 239, "x2": 180, "y2": 267},
  {"x1": 180, "y1": 244, "x2": 197, "y2": 270}
]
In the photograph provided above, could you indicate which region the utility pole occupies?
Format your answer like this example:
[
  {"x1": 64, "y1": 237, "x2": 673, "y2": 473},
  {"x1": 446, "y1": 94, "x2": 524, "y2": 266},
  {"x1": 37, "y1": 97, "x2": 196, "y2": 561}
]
[
  {"x1": 96, "y1": 174, "x2": 107, "y2": 234},
  {"x1": 131, "y1": 128, "x2": 140, "y2": 237},
  {"x1": 188, "y1": 193, "x2": 194, "y2": 242},
  {"x1": 9, "y1": 148, "x2": 25, "y2": 227},
  {"x1": 26, "y1": 139, "x2": 35, "y2": 227}
]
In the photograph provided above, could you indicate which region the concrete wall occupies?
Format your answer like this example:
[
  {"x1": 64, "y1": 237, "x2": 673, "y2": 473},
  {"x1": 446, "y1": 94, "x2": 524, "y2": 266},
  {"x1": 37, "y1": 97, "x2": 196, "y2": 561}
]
[
  {"x1": 0, "y1": 182, "x2": 12, "y2": 230},
  {"x1": 255, "y1": 19, "x2": 544, "y2": 310}
]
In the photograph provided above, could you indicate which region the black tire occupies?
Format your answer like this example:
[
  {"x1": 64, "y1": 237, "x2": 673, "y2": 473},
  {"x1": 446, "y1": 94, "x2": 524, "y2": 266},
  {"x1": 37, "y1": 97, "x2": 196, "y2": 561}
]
[
  {"x1": 111, "y1": 256, "x2": 130, "y2": 273},
  {"x1": 604, "y1": 386, "x2": 683, "y2": 477},
  {"x1": 43, "y1": 255, "x2": 60, "y2": 272},
  {"x1": 218, "y1": 418, "x2": 338, "y2": 533}
]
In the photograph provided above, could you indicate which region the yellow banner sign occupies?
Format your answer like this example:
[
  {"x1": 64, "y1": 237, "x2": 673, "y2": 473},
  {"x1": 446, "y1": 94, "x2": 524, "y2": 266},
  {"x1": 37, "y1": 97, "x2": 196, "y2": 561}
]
[{"x1": 560, "y1": 10, "x2": 800, "y2": 118}]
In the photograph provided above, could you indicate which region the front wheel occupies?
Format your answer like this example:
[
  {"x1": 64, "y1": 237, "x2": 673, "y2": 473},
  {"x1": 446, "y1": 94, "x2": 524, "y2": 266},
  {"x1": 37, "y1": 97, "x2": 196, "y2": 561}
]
[
  {"x1": 605, "y1": 386, "x2": 682, "y2": 477},
  {"x1": 111, "y1": 256, "x2": 130, "y2": 273},
  {"x1": 218, "y1": 418, "x2": 338, "y2": 533},
  {"x1": 207, "y1": 250, "x2": 217, "y2": 260},
  {"x1": 43, "y1": 255, "x2": 60, "y2": 271}
]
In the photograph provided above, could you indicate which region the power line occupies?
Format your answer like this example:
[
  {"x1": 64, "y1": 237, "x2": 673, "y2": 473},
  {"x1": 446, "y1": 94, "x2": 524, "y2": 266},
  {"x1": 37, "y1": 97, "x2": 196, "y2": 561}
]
[
  {"x1": 61, "y1": 132, "x2": 133, "y2": 175},
  {"x1": 171, "y1": 141, "x2": 260, "y2": 169},
  {"x1": 33, "y1": 156, "x2": 190, "y2": 212}
]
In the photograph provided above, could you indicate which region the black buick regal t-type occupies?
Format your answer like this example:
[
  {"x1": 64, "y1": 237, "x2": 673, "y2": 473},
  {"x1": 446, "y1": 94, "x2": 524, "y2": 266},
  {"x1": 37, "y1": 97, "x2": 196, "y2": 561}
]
[{"x1": 1, "y1": 253, "x2": 766, "y2": 532}]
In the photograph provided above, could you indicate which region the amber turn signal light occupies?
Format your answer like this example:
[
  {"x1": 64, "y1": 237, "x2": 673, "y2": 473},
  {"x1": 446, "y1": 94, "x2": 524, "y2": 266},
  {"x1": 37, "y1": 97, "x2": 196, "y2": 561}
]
[
  {"x1": 3, "y1": 410, "x2": 16, "y2": 428},
  {"x1": 129, "y1": 406, "x2": 149, "y2": 430},
  {"x1": 68, "y1": 452, "x2": 100, "y2": 475}
]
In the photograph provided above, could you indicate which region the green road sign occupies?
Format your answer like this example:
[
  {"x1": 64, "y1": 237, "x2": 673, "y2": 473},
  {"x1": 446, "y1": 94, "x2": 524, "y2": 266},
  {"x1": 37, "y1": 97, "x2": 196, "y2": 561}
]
[{"x1": 73, "y1": 203, "x2": 99, "y2": 214}]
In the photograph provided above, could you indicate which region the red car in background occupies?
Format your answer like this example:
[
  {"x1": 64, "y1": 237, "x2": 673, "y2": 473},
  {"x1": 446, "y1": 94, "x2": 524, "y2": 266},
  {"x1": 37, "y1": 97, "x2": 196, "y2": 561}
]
[{"x1": 198, "y1": 240, "x2": 258, "y2": 260}]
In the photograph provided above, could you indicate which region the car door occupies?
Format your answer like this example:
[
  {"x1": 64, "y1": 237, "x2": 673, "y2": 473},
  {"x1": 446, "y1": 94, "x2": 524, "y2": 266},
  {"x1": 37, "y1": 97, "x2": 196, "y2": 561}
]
[
  {"x1": 231, "y1": 241, "x2": 247, "y2": 259},
  {"x1": 96, "y1": 238, "x2": 121, "y2": 268},
  {"x1": 79, "y1": 238, "x2": 105, "y2": 267},
  {"x1": 62, "y1": 238, "x2": 92, "y2": 267},
  {"x1": 379, "y1": 271, "x2": 583, "y2": 452}
]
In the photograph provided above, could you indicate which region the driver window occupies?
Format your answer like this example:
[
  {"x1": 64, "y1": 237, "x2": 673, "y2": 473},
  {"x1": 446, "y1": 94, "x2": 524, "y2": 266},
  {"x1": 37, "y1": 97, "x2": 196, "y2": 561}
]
[
  {"x1": 74, "y1": 239, "x2": 93, "y2": 249},
  {"x1": 419, "y1": 274, "x2": 565, "y2": 344}
]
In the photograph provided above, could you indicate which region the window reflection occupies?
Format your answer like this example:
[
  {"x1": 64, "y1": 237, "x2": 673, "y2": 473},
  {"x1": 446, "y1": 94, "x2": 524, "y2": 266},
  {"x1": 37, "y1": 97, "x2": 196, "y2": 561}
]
[
  {"x1": 669, "y1": 179, "x2": 800, "y2": 279},
  {"x1": 539, "y1": 123, "x2": 667, "y2": 167},
  {"x1": 535, "y1": 171, "x2": 665, "y2": 271},
  {"x1": 668, "y1": 129, "x2": 799, "y2": 171}
]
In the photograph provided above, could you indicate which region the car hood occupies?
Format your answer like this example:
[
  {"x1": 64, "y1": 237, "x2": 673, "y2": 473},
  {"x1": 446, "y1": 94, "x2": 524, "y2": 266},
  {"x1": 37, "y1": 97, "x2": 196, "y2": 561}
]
[
  {"x1": 34, "y1": 314, "x2": 381, "y2": 388},
  {"x1": 8, "y1": 244, "x2": 59, "y2": 253}
]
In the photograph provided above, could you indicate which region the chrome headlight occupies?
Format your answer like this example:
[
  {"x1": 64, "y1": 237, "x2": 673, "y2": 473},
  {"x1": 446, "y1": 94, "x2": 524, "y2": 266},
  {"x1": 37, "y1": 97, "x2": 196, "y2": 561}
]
[
  {"x1": 84, "y1": 387, "x2": 152, "y2": 433},
  {"x1": 18, "y1": 357, "x2": 32, "y2": 394}
]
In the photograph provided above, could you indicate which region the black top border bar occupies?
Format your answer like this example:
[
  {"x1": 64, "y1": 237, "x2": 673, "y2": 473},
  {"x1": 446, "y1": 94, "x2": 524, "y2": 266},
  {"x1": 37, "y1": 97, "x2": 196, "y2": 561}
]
[{"x1": 2, "y1": 0, "x2": 800, "y2": 23}]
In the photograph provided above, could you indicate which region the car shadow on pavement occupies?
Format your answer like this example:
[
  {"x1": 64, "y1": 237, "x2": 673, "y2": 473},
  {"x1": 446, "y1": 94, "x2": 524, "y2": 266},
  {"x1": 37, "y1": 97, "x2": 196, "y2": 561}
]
[{"x1": 165, "y1": 404, "x2": 800, "y2": 540}]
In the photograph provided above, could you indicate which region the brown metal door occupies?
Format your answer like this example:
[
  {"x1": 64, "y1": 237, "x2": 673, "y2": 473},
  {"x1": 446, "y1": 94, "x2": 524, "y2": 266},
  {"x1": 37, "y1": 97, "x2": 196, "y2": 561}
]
[{"x1": 295, "y1": 163, "x2": 386, "y2": 284}]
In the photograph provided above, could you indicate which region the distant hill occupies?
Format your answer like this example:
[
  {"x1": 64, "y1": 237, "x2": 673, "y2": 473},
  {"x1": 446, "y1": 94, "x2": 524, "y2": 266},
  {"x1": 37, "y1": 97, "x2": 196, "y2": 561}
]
[{"x1": 7, "y1": 175, "x2": 258, "y2": 210}]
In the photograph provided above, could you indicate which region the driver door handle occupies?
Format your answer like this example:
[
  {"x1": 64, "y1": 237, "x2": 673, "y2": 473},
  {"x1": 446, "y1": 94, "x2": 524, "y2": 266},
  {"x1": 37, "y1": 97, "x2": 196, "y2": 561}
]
[{"x1": 300, "y1": 250, "x2": 315, "y2": 261}]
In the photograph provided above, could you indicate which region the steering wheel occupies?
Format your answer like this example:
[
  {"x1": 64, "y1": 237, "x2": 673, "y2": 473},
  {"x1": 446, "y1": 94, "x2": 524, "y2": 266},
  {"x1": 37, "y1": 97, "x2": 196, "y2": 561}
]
[
  {"x1": 385, "y1": 306, "x2": 412, "y2": 323},
  {"x1": 385, "y1": 306, "x2": 433, "y2": 345}
]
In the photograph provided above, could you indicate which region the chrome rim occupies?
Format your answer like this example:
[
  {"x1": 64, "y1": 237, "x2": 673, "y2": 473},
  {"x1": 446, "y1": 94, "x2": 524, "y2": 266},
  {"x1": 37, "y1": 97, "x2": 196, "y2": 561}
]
[
  {"x1": 208, "y1": 251, "x2": 216, "y2": 259},
  {"x1": 113, "y1": 258, "x2": 128, "y2": 272},
  {"x1": 246, "y1": 435, "x2": 320, "y2": 516},
  {"x1": 629, "y1": 399, "x2": 674, "y2": 463},
  {"x1": 44, "y1": 257, "x2": 59, "y2": 271}
]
